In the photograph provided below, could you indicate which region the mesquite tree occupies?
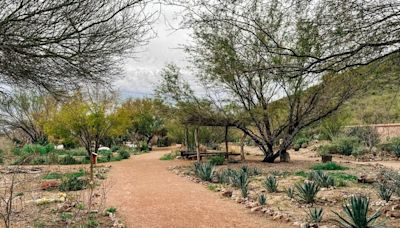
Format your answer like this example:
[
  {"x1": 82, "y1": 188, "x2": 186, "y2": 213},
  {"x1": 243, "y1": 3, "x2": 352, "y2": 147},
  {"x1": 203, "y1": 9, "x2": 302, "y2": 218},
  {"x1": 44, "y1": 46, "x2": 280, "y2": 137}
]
[
  {"x1": 0, "y1": 0, "x2": 154, "y2": 95},
  {"x1": 158, "y1": 0, "x2": 386, "y2": 162},
  {"x1": 0, "y1": 91, "x2": 55, "y2": 144},
  {"x1": 171, "y1": 0, "x2": 400, "y2": 78}
]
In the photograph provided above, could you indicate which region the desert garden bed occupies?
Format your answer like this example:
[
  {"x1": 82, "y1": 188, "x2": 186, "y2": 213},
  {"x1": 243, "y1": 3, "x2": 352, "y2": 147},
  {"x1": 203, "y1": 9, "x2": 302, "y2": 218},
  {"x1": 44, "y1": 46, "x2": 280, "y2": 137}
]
[
  {"x1": 170, "y1": 158, "x2": 400, "y2": 228},
  {"x1": 0, "y1": 164, "x2": 124, "y2": 227}
]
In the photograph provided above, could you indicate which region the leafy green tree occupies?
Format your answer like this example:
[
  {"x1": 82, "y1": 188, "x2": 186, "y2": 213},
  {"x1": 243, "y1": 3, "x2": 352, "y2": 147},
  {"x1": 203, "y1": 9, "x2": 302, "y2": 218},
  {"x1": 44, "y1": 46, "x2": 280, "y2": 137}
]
[
  {"x1": 45, "y1": 90, "x2": 128, "y2": 180},
  {"x1": 117, "y1": 99, "x2": 166, "y2": 149},
  {"x1": 0, "y1": 90, "x2": 56, "y2": 144}
]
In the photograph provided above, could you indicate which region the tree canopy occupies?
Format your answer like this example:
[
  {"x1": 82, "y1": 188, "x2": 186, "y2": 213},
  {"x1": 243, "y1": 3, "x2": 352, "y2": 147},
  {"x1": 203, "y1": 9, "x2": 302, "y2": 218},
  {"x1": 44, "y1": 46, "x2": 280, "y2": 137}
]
[{"x1": 0, "y1": 0, "x2": 154, "y2": 95}]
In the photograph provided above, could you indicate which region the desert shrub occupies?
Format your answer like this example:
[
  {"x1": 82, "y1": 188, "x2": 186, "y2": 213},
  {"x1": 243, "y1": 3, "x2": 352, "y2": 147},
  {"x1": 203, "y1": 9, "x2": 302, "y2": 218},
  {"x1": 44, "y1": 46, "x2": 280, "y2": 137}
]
[
  {"x1": 44, "y1": 143, "x2": 55, "y2": 153},
  {"x1": 194, "y1": 162, "x2": 215, "y2": 181},
  {"x1": 311, "y1": 162, "x2": 348, "y2": 171},
  {"x1": 208, "y1": 155, "x2": 225, "y2": 165},
  {"x1": 31, "y1": 156, "x2": 48, "y2": 165},
  {"x1": 0, "y1": 149, "x2": 4, "y2": 164},
  {"x1": 332, "y1": 136, "x2": 360, "y2": 156},
  {"x1": 308, "y1": 170, "x2": 335, "y2": 187},
  {"x1": 294, "y1": 171, "x2": 308, "y2": 178},
  {"x1": 293, "y1": 136, "x2": 311, "y2": 150},
  {"x1": 377, "y1": 183, "x2": 393, "y2": 202},
  {"x1": 60, "y1": 212, "x2": 73, "y2": 222},
  {"x1": 111, "y1": 145, "x2": 120, "y2": 152},
  {"x1": 86, "y1": 218, "x2": 99, "y2": 228},
  {"x1": 98, "y1": 149, "x2": 112, "y2": 160},
  {"x1": 140, "y1": 144, "x2": 149, "y2": 152},
  {"x1": 263, "y1": 176, "x2": 278, "y2": 193},
  {"x1": 258, "y1": 194, "x2": 267, "y2": 205},
  {"x1": 106, "y1": 207, "x2": 117, "y2": 214},
  {"x1": 317, "y1": 144, "x2": 337, "y2": 156},
  {"x1": 47, "y1": 152, "x2": 59, "y2": 164},
  {"x1": 351, "y1": 146, "x2": 367, "y2": 157},
  {"x1": 319, "y1": 114, "x2": 348, "y2": 140},
  {"x1": 295, "y1": 181, "x2": 320, "y2": 204},
  {"x1": 118, "y1": 150, "x2": 130, "y2": 159},
  {"x1": 160, "y1": 153, "x2": 175, "y2": 160},
  {"x1": 66, "y1": 148, "x2": 87, "y2": 156},
  {"x1": 43, "y1": 172, "x2": 63, "y2": 179},
  {"x1": 386, "y1": 137, "x2": 400, "y2": 157},
  {"x1": 286, "y1": 187, "x2": 295, "y2": 198},
  {"x1": 59, "y1": 155, "x2": 78, "y2": 165},
  {"x1": 59, "y1": 176, "x2": 87, "y2": 191},
  {"x1": 378, "y1": 168, "x2": 400, "y2": 196},
  {"x1": 307, "y1": 208, "x2": 324, "y2": 223},
  {"x1": 346, "y1": 126, "x2": 380, "y2": 149},
  {"x1": 329, "y1": 172, "x2": 357, "y2": 187},
  {"x1": 333, "y1": 195, "x2": 384, "y2": 228},
  {"x1": 110, "y1": 156, "x2": 122, "y2": 162},
  {"x1": 22, "y1": 144, "x2": 44, "y2": 155}
]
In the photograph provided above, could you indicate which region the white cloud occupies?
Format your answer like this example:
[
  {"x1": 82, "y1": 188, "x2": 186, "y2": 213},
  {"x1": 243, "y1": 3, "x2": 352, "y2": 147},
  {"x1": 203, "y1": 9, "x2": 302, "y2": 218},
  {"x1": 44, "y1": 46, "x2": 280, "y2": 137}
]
[{"x1": 115, "y1": 4, "x2": 193, "y2": 98}]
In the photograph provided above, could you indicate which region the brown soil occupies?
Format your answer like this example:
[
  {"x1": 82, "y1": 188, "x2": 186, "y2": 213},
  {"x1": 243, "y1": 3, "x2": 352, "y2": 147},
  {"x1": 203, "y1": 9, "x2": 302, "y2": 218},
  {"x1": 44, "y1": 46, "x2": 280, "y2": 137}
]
[{"x1": 106, "y1": 147, "x2": 290, "y2": 228}]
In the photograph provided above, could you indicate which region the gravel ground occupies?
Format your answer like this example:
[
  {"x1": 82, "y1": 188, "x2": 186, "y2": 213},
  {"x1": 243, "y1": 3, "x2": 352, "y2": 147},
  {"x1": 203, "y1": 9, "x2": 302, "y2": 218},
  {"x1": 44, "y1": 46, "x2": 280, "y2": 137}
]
[{"x1": 106, "y1": 147, "x2": 290, "y2": 228}]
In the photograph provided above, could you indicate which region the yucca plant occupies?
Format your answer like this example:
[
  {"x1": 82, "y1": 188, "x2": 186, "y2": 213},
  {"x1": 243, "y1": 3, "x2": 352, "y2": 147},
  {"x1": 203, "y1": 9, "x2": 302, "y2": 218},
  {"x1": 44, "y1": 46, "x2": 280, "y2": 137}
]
[
  {"x1": 309, "y1": 170, "x2": 335, "y2": 188},
  {"x1": 258, "y1": 194, "x2": 267, "y2": 205},
  {"x1": 263, "y1": 175, "x2": 278, "y2": 193},
  {"x1": 295, "y1": 181, "x2": 320, "y2": 204},
  {"x1": 286, "y1": 186, "x2": 295, "y2": 199},
  {"x1": 333, "y1": 195, "x2": 384, "y2": 228},
  {"x1": 377, "y1": 183, "x2": 393, "y2": 202},
  {"x1": 193, "y1": 162, "x2": 215, "y2": 181},
  {"x1": 307, "y1": 208, "x2": 324, "y2": 223}
]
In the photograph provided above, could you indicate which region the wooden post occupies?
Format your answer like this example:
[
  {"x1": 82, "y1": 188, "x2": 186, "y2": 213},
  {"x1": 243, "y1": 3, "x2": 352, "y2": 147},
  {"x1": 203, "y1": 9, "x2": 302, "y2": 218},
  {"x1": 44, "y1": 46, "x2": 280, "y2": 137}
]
[
  {"x1": 240, "y1": 134, "x2": 246, "y2": 161},
  {"x1": 225, "y1": 125, "x2": 229, "y2": 159},
  {"x1": 184, "y1": 125, "x2": 188, "y2": 149},
  {"x1": 194, "y1": 127, "x2": 200, "y2": 162}
]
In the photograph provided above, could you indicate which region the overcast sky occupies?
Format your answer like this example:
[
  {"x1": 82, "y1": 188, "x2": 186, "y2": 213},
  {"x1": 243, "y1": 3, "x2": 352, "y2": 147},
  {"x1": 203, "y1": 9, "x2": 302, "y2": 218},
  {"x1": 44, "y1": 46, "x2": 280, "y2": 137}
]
[{"x1": 114, "y1": 4, "x2": 192, "y2": 99}]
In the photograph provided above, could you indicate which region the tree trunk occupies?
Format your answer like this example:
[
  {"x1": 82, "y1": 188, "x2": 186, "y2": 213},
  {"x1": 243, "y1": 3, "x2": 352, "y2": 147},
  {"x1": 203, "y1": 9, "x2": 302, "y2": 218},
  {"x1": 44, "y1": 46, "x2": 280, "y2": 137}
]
[
  {"x1": 240, "y1": 134, "x2": 246, "y2": 161},
  {"x1": 279, "y1": 149, "x2": 291, "y2": 162},
  {"x1": 224, "y1": 125, "x2": 229, "y2": 159},
  {"x1": 262, "y1": 152, "x2": 280, "y2": 163},
  {"x1": 194, "y1": 128, "x2": 200, "y2": 162},
  {"x1": 146, "y1": 135, "x2": 153, "y2": 151}
]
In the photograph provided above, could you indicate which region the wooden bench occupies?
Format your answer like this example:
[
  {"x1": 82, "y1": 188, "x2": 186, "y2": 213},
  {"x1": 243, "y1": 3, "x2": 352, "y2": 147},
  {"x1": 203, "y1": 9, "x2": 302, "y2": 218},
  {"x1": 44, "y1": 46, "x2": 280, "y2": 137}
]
[{"x1": 180, "y1": 150, "x2": 240, "y2": 160}]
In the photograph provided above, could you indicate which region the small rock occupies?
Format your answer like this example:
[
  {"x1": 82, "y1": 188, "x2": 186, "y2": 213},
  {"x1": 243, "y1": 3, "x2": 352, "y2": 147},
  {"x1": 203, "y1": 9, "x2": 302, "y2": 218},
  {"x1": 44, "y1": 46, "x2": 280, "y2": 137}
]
[
  {"x1": 222, "y1": 190, "x2": 233, "y2": 197},
  {"x1": 392, "y1": 204, "x2": 400, "y2": 211},
  {"x1": 250, "y1": 206, "x2": 262, "y2": 212},
  {"x1": 387, "y1": 210, "x2": 400, "y2": 218}
]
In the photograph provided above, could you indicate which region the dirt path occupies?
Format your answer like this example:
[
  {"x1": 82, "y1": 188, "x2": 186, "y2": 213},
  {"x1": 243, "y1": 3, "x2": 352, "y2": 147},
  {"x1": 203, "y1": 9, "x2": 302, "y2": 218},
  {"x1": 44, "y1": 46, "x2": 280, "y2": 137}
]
[{"x1": 106, "y1": 147, "x2": 289, "y2": 228}]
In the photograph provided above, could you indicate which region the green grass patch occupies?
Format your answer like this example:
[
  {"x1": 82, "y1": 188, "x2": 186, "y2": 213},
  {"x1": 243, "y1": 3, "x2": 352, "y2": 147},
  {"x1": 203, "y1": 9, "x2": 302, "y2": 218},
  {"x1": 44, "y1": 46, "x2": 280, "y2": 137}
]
[
  {"x1": 311, "y1": 162, "x2": 348, "y2": 171},
  {"x1": 294, "y1": 170, "x2": 309, "y2": 178},
  {"x1": 160, "y1": 152, "x2": 177, "y2": 160},
  {"x1": 207, "y1": 184, "x2": 219, "y2": 192},
  {"x1": 43, "y1": 169, "x2": 86, "y2": 180}
]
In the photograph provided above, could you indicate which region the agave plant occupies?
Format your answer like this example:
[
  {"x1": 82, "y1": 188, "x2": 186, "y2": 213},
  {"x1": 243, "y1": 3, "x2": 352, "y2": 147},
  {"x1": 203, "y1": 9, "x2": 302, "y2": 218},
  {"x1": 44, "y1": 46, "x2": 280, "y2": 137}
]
[
  {"x1": 258, "y1": 194, "x2": 267, "y2": 205},
  {"x1": 307, "y1": 208, "x2": 324, "y2": 223},
  {"x1": 193, "y1": 162, "x2": 215, "y2": 181},
  {"x1": 231, "y1": 169, "x2": 249, "y2": 197},
  {"x1": 309, "y1": 170, "x2": 335, "y2": 188},
  {"x1": 333, "y1": 195, "x2": 384, "y2": 228},
  {"x1": 295, "y1": 181, "x2": 320, "y2": 204},
  {"x1": 286, "y1": 186, "x2": 295, "y2": 199},
  {"x1": 263, "y1": 175, "x2": 278, "y2": 193},
  {"x1": 377, "y1": 183, "x2": 393, "y2": 202}
]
